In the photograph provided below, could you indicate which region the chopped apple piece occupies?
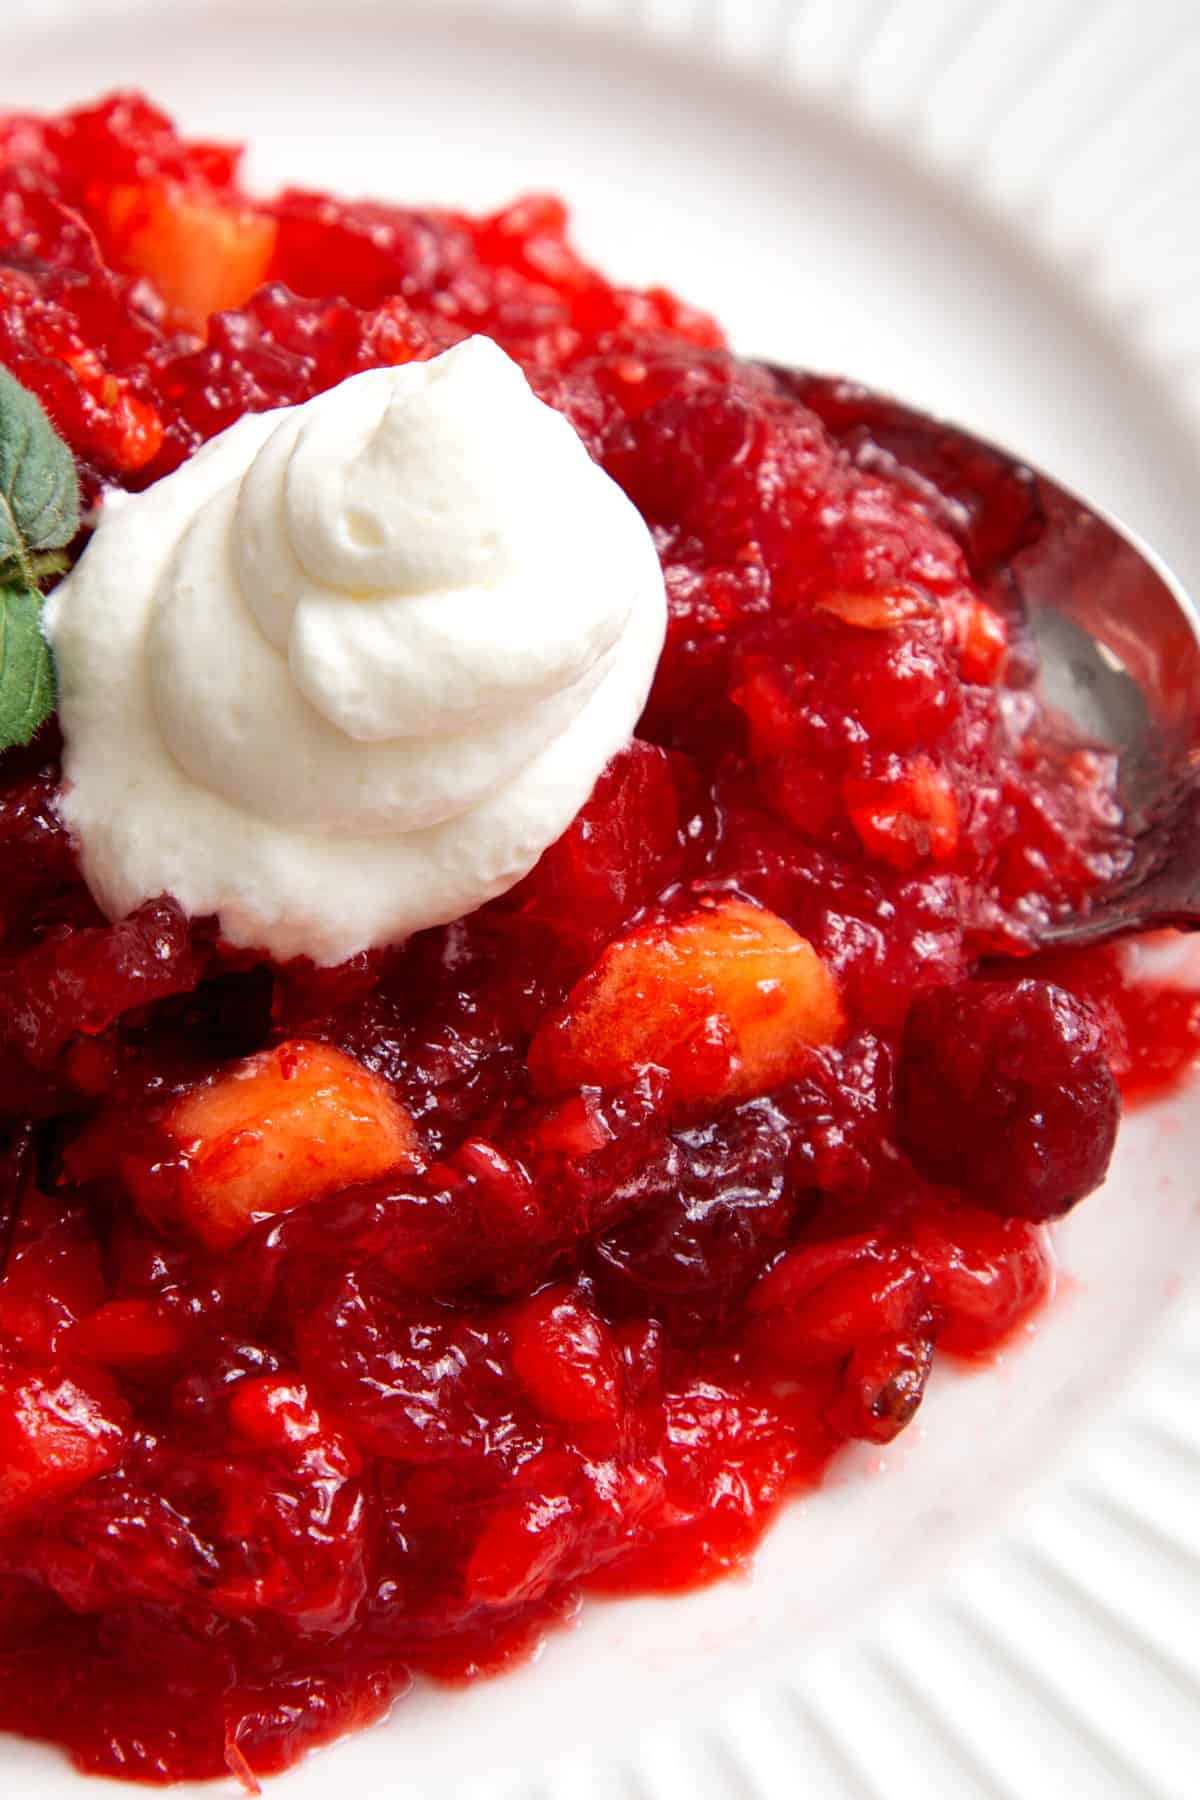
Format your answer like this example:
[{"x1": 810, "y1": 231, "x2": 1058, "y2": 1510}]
[
  {"x1": 945, "y1": 593, "x2": 1009, "y2": 683},
  {"x1": 814, "y1": 586, "x2": 938, "y2": 630},
  {"x1": 843, "y1": 756, "x2": 960, "y2": 872},
  {"x1": 163, "y1": 1040, "x2": 418, "y2": 1250},
  {"x1": 100, "y1": 181, "x2": 277, "y2": 330},
  {"x1": 529, "y1": 897, "x2": 843, "y2": 1107}
]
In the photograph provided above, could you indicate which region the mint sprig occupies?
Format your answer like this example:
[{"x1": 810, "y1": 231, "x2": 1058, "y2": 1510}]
[
  {"x1": 0, "y1": 579, "x2": 56, "y2": 746},
  {"x1": 0, "y1": 366, "x2": 80, "y2": 750}
]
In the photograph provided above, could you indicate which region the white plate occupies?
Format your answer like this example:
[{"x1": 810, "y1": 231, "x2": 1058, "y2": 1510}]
[{"x1": 6, "y1": 2, "x2": 1200, "y2": 1795}]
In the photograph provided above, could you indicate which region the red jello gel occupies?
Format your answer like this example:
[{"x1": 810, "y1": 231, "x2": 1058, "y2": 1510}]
[{"x1": 0, "y1": 93, "x2": 1192, "y2": 1786}]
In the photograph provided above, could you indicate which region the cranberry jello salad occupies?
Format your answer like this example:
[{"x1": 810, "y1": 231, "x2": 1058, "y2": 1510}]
[{"x1": 0, "y1": 93, "x2": 1194, "y2": 1786}]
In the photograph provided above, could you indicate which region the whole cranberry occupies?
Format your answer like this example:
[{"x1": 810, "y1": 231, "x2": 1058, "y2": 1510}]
[
  {"x1": 897, "y1": 977, "x2": 1119, "y2": 1221},
  {"x1": 827, "y1": 1330, "x2": 934, "y2": 1445}
]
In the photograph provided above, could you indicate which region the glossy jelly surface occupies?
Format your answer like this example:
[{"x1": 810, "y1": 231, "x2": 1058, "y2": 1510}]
[{"x1": 0, "y1": 94, "x2": 1194, "y2": 1787}]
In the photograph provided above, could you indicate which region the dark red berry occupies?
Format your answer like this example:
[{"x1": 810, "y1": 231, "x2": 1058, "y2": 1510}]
[
  {"x1": 828, "y1": 1331, "x2": 934, "y2": 1445},
  {"x1": 897, "y1": 978, "x2": 1120, "y2": 1220}
]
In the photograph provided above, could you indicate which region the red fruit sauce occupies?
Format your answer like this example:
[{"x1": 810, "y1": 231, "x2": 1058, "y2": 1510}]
[{"x1": 0, "y1": 94, "x2": 1196, "y2": 1785}]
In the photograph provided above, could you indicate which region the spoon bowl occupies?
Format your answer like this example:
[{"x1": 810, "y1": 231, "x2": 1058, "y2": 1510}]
[{"x1": 764, "y1": 364, "x2": 1200, "y2": 949}]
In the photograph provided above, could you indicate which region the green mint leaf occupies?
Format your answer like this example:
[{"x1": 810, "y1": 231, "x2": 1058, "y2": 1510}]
[
  {"x1": 0, "y1": 579, "x2": 55, "y2": 750},
  {"x1": 0, "y1": 365, "x2": 80, "y2": 587}
]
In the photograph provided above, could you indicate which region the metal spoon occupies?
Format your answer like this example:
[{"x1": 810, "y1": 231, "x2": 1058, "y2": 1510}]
[{"x1": 763, "y1": 364, "x2": 1200, "y2": 949}]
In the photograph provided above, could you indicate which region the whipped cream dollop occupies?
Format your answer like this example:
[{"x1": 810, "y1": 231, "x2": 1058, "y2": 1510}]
[{"x1": 45, "y1": 337, "x2": 666, "y2": 963}]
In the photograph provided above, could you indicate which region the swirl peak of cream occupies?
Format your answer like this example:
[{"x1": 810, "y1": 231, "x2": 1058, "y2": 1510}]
[{"x1": 45, "y1": 338, "x2": 667, "y2": 964}]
